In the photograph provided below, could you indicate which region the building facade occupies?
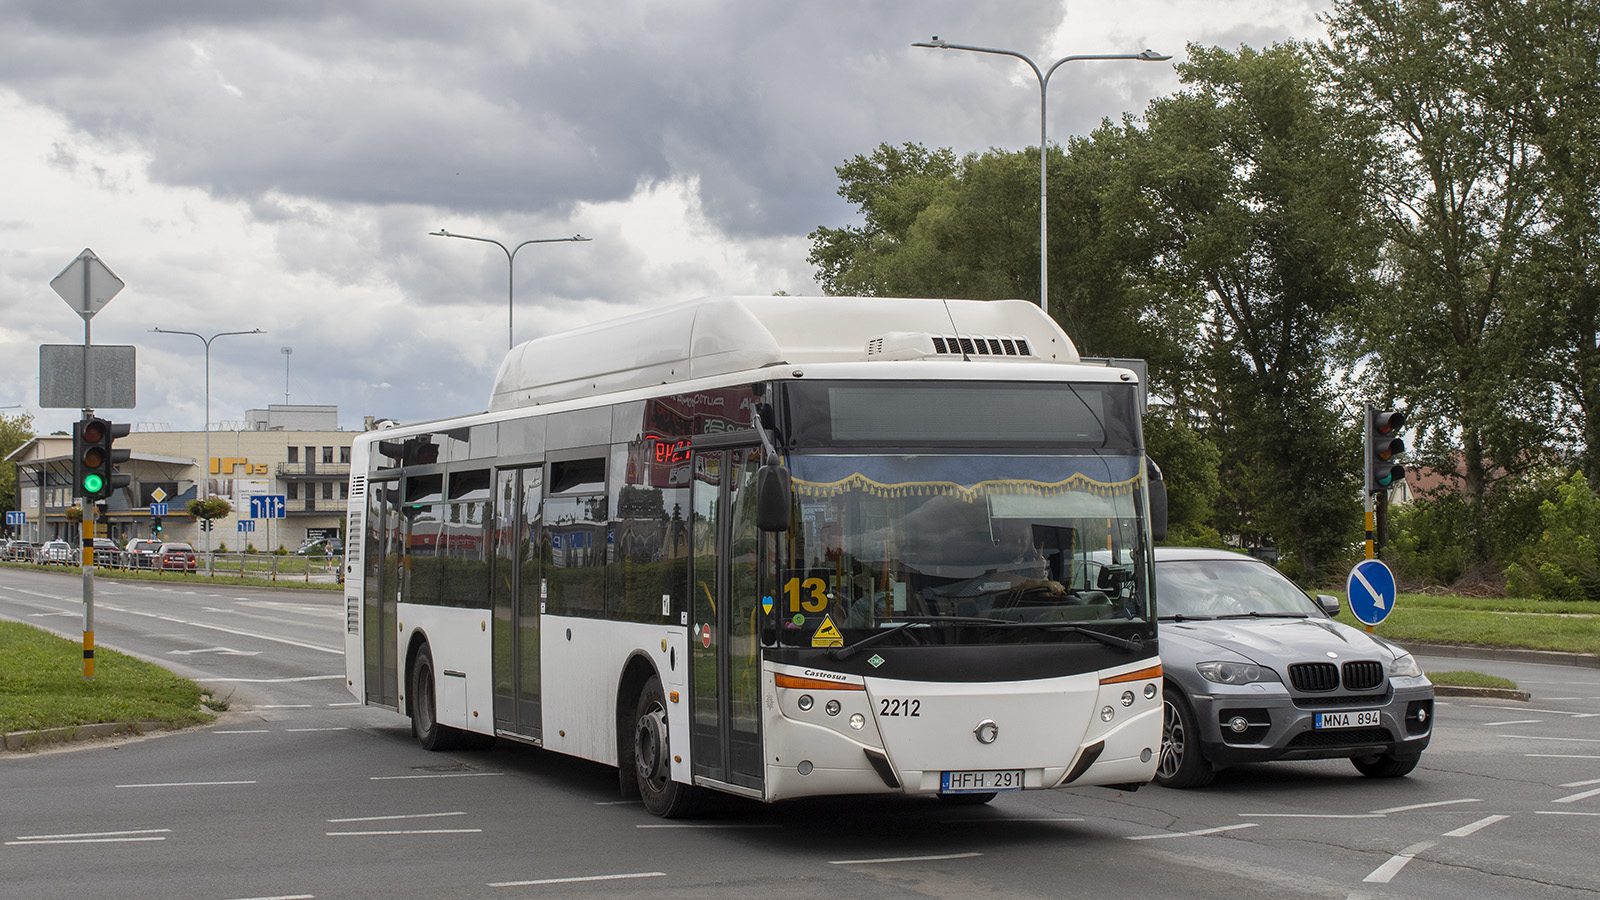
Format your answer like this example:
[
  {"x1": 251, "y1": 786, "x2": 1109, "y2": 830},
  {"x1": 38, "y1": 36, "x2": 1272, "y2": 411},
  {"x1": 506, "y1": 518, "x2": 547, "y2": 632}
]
[{"x1": 5, "y1": 405, "x2": 363, "y2": 551}]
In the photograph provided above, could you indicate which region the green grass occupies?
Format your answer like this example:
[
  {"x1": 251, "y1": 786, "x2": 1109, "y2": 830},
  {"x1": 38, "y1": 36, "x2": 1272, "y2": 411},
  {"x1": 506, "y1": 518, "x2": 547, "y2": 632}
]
[
  {"x1": 1428, "y1": 670, "x2": 1519, "y2": 689},
  {"x1": 0, "y1": 621, "x2": 217, "y2": 736},
  {"x1": 1332, "y1": 592, "x2": 1600, "y2": 656}
]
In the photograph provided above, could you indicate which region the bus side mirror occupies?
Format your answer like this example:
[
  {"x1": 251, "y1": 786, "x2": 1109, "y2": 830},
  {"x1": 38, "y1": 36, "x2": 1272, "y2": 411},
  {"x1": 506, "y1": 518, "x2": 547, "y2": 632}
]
[
  {"x1": 1148, "y1": 479, "x2": 1168, "y2": 542},
  {"x1": 756, "y1": 465, "x2": 791, "y2": 532}
]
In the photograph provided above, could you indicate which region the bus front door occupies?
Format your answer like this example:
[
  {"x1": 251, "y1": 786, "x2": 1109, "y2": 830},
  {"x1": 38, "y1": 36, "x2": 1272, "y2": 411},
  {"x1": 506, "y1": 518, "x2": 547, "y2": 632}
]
[{"x1": 689, "y1": 447, "x2": 766, "y2": 794}]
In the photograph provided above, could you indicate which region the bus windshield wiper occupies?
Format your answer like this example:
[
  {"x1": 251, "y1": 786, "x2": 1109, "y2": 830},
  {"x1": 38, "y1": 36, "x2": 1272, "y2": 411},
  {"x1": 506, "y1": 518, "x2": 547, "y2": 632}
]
[
  {"x1": 826, "y1": 615, "x2": 1018, "y2": 661},
  {"x1": 957, "y1": 620, "x2": 1145, "y2": 653}
]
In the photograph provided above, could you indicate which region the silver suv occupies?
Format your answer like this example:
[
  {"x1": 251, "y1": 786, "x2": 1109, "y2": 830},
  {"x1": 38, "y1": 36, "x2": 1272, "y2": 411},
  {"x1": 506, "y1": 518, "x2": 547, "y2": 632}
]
[
  {"x1": 125, "y1": 539, "x2": 163, "y2": 570},
  {"x1": 1154, "y1": 547, "x2": 1434, "y2": 787}
]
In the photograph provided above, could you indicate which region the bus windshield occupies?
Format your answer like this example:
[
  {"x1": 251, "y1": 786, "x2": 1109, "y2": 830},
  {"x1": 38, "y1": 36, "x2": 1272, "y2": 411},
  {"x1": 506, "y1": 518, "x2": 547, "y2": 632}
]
[{"x1": 778, "y1": 452, "x2": 1153, "y2": 647}]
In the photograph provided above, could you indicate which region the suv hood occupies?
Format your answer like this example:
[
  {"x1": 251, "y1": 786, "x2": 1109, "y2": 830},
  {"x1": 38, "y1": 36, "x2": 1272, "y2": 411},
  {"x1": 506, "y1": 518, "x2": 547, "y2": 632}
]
[{"x1": 1159, "y1": 616, "x2": 1404, "y2": 666}]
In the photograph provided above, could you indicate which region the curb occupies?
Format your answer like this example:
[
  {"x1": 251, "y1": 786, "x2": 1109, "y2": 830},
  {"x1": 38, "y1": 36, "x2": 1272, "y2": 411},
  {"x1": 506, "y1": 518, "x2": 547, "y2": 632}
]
[
  {"x1": 3, "y1": 720, "x2": 171, "y2": 752},
  {"x1": 1401, "y1": 642, "x2": 1600, "y2": 669},
  {"x1": 1432, "y1": 685, "x2": 1532, "y2": 702}
]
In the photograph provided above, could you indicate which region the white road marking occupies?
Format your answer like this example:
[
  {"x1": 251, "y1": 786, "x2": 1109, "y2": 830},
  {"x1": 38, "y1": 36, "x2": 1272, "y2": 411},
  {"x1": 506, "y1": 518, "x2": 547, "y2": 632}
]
[
  {"x1": 488, "y1": 872, "x2": 664, "y2": 887},
  {"x1": 327, "y1": 829, "x2": 482, "y2": 836},
  {"x1": 326, "y1": 812, "x2": 467, "y2": 823},
  {"x1": 206, "y1": 675, "x2": 343, "y2": 683},
  {"x1": 1128, "y1": 823, "x2": 1259, "y2": 841},
  {"x1": 1528, "y1": 754, "x2": 1600, "y2": 759},
  {"x1": 285, "y1": 727, "x2": 349, "y2": 733},
  {"x1": 829, "y1": 852, "x2": 982, "y2": 865},
  {"x1": 1536, "y1": 811, "x2": 1600, "y2": 816},
  {"x1": 1363, "y1": 841, "x2": 1436, "y2": 884},
  {"x1": 1484, "y1": 719, "x2": 1540, "y2": 726},
  {"x1": 220, "y1": 894, "x2": 314, "y2": 900},
  {"x1": 1442, "y1": 815, "x2": 1508, "y2": 837},
  {"x1": 1372, "y1": 799, "x2": 1480, "y2": 815},
  {"x1": 1501, "y1": 734, "x2": 1600, "y2": 743},
  {"x1": 9, "y1": 828, "x2": 171, "y2": 846},
  {"x1": 593, "y1": 800, "x2": 642, "y2": 806},
  {"x1": 1552, "y1": 786, "x2": 1600, "y2": 804},
  {"x1": 167, "y1": 647, "x2": 262, "y2": 657},
  {"x1": 369, "y1": 772, "x2": 504, "y2": 780},
  {"x1": 117, "y1": 780, "x2": 257, "y2": 788},
  {"x1": 1239, "y1": 813, "x2": 1384, "y2": 819}
]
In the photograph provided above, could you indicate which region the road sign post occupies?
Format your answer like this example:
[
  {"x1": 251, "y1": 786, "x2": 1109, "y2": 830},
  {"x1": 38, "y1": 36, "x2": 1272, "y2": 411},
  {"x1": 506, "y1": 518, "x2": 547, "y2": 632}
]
[{"x1": 1346, "y1": 558, "x2": 1397, "y2": 633}]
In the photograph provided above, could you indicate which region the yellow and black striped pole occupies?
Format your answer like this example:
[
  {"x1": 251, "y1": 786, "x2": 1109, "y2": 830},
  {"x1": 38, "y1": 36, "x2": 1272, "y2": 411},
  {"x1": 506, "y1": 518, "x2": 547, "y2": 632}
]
[{"x1": 82, "y1": 505, "x2": 96, "y2": 678}]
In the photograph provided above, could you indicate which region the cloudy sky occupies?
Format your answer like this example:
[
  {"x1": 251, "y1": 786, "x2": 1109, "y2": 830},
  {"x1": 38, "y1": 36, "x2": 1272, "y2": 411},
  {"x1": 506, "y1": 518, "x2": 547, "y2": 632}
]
[{"x1": 1, "y1": 0, "x2": 1329, "y2": 437}]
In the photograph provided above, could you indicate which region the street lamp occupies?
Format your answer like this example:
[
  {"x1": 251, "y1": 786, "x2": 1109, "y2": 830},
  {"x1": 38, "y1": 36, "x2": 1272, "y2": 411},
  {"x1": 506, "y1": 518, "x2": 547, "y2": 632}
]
[
  {"x1": 429, "y1": 228, "x2": 593, "y2": 349},
  {"x1": 281, "y1": 346, "x2": 292, "y2": 405},
  {"x1": 913, "y1": 37, "x2": 1171, "y2": 313},
  {"x1": 151, "y1": 326, "x2": 265, "y2": 574}
]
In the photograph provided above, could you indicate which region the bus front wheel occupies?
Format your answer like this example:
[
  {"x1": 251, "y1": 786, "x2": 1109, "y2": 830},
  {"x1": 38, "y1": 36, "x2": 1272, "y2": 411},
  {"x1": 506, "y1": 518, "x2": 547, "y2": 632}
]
[{"x1": 633, "y1": 676, "x2": 700, "y2": 818}]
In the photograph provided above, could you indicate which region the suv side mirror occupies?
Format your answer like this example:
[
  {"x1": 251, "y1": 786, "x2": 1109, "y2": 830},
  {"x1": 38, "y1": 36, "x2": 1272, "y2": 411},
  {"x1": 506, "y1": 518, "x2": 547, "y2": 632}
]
[
  {"x1": 756, "y1": 464, "x2": 791, "y2": 532},
  {"x1": 1315, "y1": 594, "x2": 1341, "y2": 617}
]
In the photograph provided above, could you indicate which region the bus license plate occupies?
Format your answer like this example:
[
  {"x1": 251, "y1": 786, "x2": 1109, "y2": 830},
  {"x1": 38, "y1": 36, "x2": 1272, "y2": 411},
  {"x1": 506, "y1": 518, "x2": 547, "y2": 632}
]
[
  {"x1": 941, "y1": 769, "x2": 1024, "y2": 793},
  {"x1": 1315, "y1": 710, "x2": 1380, "y2": 729}
]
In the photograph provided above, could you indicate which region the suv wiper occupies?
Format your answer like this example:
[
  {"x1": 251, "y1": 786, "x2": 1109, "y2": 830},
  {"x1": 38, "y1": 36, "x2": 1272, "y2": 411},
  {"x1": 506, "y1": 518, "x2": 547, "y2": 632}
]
[
  {"x1": 1212, "y1": 612, "x2": 1309, "y2": 619},
  {"x1": 1159, "y1": 613, "x2": 1218, "y2": 621},
  {"x1": 825, "y1": 615, "x2": 1018, "y2": 661}
]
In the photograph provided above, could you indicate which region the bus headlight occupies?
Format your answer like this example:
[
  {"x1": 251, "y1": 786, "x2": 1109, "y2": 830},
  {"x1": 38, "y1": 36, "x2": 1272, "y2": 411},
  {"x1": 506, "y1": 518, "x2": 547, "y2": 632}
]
[
  {"x1": 849, "y1": 713, "x2": 865, "y2": 730},
  {"x1": 797, "y1": 694, "x2": 814, "y2": 711},
  {"x1": 825, "y1": 699, "x2": 841, "y2": 716}
]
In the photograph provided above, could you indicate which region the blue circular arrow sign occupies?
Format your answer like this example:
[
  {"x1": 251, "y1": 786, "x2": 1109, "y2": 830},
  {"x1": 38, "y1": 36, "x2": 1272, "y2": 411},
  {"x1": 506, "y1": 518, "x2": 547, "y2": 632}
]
[{"x1": 1346, "y1": 558, "x2": 1397, "y2": 627}]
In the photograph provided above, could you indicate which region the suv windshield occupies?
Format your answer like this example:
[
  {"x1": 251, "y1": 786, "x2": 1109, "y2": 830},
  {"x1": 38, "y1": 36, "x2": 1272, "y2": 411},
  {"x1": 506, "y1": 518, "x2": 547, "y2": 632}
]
[
  {"x1": 778, "y1": 452, "x2": 1154, "y2": 648},
  {"x1": 1155, "y1": 559, "x2": 1318, "y2": 618}
]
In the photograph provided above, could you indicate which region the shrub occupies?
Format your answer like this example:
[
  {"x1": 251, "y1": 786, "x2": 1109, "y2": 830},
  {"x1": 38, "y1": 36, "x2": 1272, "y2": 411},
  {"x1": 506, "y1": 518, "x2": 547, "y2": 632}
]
[{"x1": 1505, "y1": 473, "x2": 1600, "y2": 602}]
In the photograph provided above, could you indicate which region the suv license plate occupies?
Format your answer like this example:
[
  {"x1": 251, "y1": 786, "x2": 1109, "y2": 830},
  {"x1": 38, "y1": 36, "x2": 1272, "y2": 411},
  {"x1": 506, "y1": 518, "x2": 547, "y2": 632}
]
[
  {"x1": 941, "y1": 770, "x2": 1025, "y2": 793},
  {"x1": 1315, "y1": 710, "x2": 1381, "y2": 729}
]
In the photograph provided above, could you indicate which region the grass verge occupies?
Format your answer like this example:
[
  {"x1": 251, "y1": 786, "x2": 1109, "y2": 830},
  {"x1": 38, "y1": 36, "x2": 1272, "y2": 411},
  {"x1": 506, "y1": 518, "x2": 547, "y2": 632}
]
[
  {"x1": 1428, "y1": 670, "x2": 1519, "y2": 689},
  {"x1": 1334, "y1": 593, "x2": 1600, "y2": 656},
  {"x1": 0, "y1": 621, "x2": 217, "y2": 736}
]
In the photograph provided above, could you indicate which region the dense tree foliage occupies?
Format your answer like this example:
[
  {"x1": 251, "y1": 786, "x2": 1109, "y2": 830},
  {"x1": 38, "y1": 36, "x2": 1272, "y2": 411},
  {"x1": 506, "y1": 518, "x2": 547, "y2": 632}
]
[
  {"x1": 808, "y1": 0, "x2": 1600, "y2": 589},
  {"x1": 0, "y1": 412, "x2": 35, "y2": 517}
]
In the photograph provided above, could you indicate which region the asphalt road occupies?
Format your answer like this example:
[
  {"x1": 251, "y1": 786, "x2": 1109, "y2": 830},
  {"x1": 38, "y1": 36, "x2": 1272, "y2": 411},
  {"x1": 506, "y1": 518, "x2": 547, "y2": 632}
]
[{"x1": 2, "y1": 567, "x2": 1598, "y2": 900}]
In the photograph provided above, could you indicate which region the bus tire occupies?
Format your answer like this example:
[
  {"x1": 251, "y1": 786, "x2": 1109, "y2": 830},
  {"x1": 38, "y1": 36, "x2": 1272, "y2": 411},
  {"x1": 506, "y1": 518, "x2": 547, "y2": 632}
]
[
  {"x1": 409, "y1": 643, "x2": 461, "y2": 752},
  {"x1": 633, "y1": 675, "x2": 699, "y2": 818}
]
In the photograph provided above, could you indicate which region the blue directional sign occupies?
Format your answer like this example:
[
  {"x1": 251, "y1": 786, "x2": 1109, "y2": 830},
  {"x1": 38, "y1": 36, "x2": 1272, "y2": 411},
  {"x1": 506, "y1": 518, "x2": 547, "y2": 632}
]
[
  {"x1": 149, "y1": 502, "x2": 169, "y2": 517},
  {"x1": 249, "y1": 494, "x2": 287, "y2": 519},
  {"x1": 5, "y1": 511, "x2": 24, "y2": 526},
  {"x1": 1346, "y1": 558, "x2": 1398, "y2": 627},
  {"x1": 237, "y1": 520, "x2": 256, "y2": 533}
]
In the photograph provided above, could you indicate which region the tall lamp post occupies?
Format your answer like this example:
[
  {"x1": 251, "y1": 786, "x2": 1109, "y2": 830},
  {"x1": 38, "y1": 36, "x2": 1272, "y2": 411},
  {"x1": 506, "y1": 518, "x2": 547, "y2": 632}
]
[
  {"x1": 913, "y1": 37, "x2": 1171, "y2": 314},
  {"x1": 429, "y1": 229, "x2": 592, "y2": 349},
  {"x1": 151, "y1": 327, "x2": 265, "y2": 574},
  {"x1": 281, "y1": 346, "x2": 292, "y2": 405}
]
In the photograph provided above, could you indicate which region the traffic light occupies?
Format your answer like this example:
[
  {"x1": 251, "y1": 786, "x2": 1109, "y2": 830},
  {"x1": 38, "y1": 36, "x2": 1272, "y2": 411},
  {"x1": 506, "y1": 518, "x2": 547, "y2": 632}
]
[
  {"x1": 152, "y1": 517, "x2": 163, "y2": 535},
  {"x1": 1365, "y1": 406, "x2": 1407, "y2": 495},
  {"x1": 73, "y1": 416, "x2": 131, "y2": 501}
]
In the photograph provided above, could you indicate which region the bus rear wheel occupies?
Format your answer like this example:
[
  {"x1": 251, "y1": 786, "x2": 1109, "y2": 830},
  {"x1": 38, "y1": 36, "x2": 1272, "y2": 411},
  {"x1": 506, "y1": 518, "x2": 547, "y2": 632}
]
[{"x1": 633, "y1": 676, "x2": 699, "y2": 818}]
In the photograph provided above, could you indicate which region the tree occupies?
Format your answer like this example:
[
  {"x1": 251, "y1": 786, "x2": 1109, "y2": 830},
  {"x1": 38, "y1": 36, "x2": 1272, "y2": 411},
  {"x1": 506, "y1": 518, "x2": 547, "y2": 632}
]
[
  {"x1": 1317, "y1": 0, "x2": 1551, "y2": 564},
  {"x1": 0, "y1": 411, "x2": 34, "y2": 516},
  {"x1": 1131, "y1": 42, "x2": 1380, "y2": 576}
]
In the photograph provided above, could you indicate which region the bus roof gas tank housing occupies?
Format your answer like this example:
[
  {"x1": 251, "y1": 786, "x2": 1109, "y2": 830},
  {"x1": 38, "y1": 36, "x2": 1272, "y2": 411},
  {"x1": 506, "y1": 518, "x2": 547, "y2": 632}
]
[{"x1": 488, "y1": 295, "x2": 1080, "y2": 410}]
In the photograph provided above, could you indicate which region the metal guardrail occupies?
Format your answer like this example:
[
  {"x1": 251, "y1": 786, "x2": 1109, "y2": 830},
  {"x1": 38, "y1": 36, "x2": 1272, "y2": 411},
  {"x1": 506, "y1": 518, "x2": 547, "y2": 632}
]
[{"x1": 3, "y1": 549, "x2": 343, "y2": 583}]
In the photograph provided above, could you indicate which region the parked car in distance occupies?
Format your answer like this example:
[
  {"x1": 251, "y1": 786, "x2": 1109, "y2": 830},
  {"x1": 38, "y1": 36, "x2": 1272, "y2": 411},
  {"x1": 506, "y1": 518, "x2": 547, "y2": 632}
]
[
  {"x1": 91, "y1": 538, "x2": 122, "y2": 568},
  {"x1": 1153, "y1": 547, "x2": 1434, "y2": 788},
  {"x1": 156, "y1": 542, "x2": 197, "y2": 573},
  {"x1": 39, "y1": 539, "x2": 75, "y2": 565},
  {"x1": 125, "y1": 538, "x2": 163, "y2": 570},
  {"x1": 296, "y1": 537, "x2": 342, "y2": 556},
  {"x1": 5, "y1": 540, "x2": 41, "y2": 562}
]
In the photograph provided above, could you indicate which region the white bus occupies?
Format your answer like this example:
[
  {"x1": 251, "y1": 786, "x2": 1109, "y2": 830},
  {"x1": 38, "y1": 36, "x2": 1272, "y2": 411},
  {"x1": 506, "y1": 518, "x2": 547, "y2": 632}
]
[{"x1": 343, "y1": 295, "x2": 1166, "y2": 816}]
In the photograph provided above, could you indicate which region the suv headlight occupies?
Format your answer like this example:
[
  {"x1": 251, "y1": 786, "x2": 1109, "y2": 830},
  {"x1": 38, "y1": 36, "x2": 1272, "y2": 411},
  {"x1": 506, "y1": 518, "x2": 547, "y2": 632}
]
[
  {"x1": 1389, "y1": 653, "x2": 1423, "y2": 678},
  {"x1": 1196, "y1": 660, "x2": 1278, "y2": 685}
]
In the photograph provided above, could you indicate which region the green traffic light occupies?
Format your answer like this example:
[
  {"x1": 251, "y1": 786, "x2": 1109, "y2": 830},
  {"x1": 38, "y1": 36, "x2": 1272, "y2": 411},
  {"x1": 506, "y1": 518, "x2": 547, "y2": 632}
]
[{"x1": 83, "y1": 473, "x2": 104, "y2": 493}]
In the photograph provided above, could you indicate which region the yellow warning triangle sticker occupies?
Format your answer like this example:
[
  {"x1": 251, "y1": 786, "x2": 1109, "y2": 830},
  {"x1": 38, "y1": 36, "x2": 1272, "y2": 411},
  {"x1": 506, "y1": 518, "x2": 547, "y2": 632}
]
[{"x1": 811, "y1": 614, "x2": 843, "y2": 648}]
